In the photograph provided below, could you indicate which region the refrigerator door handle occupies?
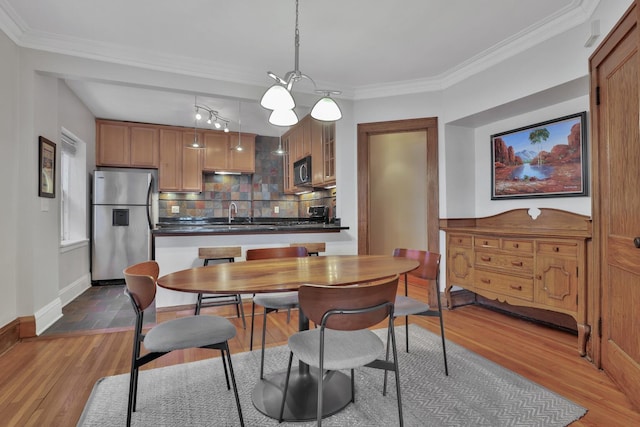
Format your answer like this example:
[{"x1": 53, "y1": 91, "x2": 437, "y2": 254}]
[{"x1": 146, "y1": 176, "x2": 153, "y2": 230}]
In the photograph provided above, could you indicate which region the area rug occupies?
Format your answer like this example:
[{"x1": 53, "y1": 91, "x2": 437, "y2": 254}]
[{"x1": 78, "y1": 325, "x2": 586, "y2": 426}]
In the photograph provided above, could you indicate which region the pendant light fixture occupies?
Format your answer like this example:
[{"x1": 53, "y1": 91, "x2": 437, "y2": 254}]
[
  {"x1": 260, "y1": 0, "x2": 342, "y2": 126},
  {"x1": 272, "y1": 133, "x2": 287, "y2": 155},
  {"x1": 231, "y1": 101, "x2": 243, "y2": 152}
]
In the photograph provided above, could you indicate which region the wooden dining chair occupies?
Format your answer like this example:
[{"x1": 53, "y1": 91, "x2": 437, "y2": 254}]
[
  {"x1": 278, "y1": 275, "x2": 403, "y2": 426},
  {"x1": 289, "y1": 242, "x2": 326, "y2": 256},
  {"x1": 123, "y1": 261, "x2": 244, "y2": 427},
  {"x1": 392, "y1": 248, "x2": 448, "y2": 374},
  {"x1": 246, "y1": 246, "x2": 308, "y2": 379}
]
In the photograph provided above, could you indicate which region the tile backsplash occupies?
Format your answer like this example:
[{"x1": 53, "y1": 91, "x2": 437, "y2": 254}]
[{"x1": 158, "y1": 135, "x2": 335, "y2": 219}]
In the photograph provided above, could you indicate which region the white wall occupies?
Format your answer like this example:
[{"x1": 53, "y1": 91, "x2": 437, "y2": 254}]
[{"x1": 0, "y1": 29, "x2": 19, "y2": 328}]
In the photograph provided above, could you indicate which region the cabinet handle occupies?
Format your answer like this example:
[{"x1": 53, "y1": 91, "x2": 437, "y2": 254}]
[
  {"x1": 483, "y1": 241, "x2": 489, "y2": 246},
  {"x1": 458, "y1": 238, "x2": 463, "y2": 244},
  {"x1": 510, "y1": 285, "x2": 522, "y2": 291},
  {"x1": 536, "y1": 275, "x2": 542, "y2": 280},
  {"x1": 481, "y1": 256, "x2": 491, "y2": 261},
  {"x1": 513, "y1": 243, "x2": 519, "y2": 248},
  {"x1": 553, "y1": 246, "x2": 560, "y2": 252},
  {"x1": 511, "y1": 261, "x2": 523, "y2": 267},
  {"x1": 481, "y1": 278, "x2": 491, "y2": 284},
  {"x1": 634, "y1": 237, "x2": 640, "y2": 248}
]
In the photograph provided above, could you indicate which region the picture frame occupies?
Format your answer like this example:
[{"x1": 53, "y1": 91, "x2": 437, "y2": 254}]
[
  {"x1": 491, "y1": 112, "x2": 588, "y2": 200},
  {"x1": 39, "y1": 136, "x2": 56, "y2": 198}
]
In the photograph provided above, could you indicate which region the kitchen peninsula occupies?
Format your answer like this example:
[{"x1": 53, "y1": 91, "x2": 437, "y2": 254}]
[{"x1": 153, "y1": 218, "x2": 350, "y2": 308}]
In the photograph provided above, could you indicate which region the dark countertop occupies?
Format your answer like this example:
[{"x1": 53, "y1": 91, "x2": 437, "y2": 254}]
[{"x1": 152, "y1": 217, "x2": 348, "y2": 236}]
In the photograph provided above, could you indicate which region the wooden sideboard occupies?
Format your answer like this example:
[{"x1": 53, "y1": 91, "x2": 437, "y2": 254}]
[{"x1": 440, "y1": 208, "x2": 592, "y2": 356}]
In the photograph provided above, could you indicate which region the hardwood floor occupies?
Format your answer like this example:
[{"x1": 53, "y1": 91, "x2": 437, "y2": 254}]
[{"x1": 1, "y1": 283, "x2": 639, "y2": 426}]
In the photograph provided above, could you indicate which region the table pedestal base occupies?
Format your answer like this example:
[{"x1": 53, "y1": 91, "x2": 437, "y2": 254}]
[{"x1": 252, "y1": 368, "x2": 351, "y2": 421}]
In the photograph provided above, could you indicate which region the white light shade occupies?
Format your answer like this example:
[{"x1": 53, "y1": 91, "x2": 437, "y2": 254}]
[
  {"x1": 269, "y1": 109, "x2": 299, "y2": 126},
  {"x1": 311, "y1": 96, "x2": 342, "y2": 121},
  {"x1": 261, "y1": 85, "x2": 295, "y2": 110}
]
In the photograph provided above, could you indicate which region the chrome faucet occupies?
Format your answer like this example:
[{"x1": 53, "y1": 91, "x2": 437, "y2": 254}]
[{"x1": 228, "y1": 202, "x2": 237, "y2": 223}]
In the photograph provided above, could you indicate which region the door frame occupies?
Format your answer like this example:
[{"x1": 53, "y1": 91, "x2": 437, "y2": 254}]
[{"x1": 357, "y1": 118, "x2": 440, "y2": 293}]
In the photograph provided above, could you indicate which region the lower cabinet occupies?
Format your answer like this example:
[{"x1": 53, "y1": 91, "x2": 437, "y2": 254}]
[{"x1": 441, "y1": 209, "x2": 592, "y2": 356}]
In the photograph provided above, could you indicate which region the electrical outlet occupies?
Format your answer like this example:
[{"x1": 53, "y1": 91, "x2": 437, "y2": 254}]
[
  {"x1": 274, "y1": 206, "x2": 280, "y2": 214},
  {"x1": 171, "y1": 205, "x2": 180, "y2": 214}
]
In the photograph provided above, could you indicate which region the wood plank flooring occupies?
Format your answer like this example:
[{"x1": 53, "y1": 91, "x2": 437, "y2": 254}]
[{"x1": 1, "y1": 283, "x2": 638, "y2": 426}]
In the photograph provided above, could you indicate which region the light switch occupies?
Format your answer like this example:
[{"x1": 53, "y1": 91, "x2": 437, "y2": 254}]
[
  {"x1": 274, "y1": 206, "x2": 279, "y2": 213},
  {"x1": 171, "y1": 205, "x2": 180, "y2": 214}
]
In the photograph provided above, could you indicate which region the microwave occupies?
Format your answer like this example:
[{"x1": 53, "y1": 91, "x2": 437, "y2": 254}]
[{"x1": 294, "y1": 156, "x2": 312, "y2": 186}]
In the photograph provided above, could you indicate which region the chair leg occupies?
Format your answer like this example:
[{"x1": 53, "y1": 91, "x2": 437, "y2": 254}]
[
  {"x1": 389, "y1": 322, "x2": 404, "y2": 427},
  {"x1": 317, "y1": 364, "x2": 324, "y2": 426},
  {"x1": 278, "y1": 352, "x2": 295, "y2": 422},
  {"x1": 405, "y1": 315, "x2": 409, "y2": 352},
  {"x1": 236, "y1": 294, "x2": 247, "y2": 329},
  {"x1": 350, "y1": 368, "x2": 355, "y2": 403},
  {"x1": 260, "y1": 307, "x2": 269, "y2": 379},
  {"x1": 220, "y1": 349, "x2": 231, "y2": 390},
  {"x1": 222, "y1": 343, "x2": 245, "y2": 427},
  {"x1": 383, "y1": 326, "x2": 391, "y2": 396},
  {"x1": 194, "y1": 293, "x2": 203, "y2": 315},
  {"x1": 249, "y1": 300, "x2": 256, "y2": 351}
]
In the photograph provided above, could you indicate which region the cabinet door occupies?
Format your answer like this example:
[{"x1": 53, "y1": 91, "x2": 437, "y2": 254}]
[
  {"x1": 130, "y1": 126, "x2": 159, "y2": 167},
  {"x1": 535, "y1": 254, "x2": 578, "y2": 312},
  {"x1": 282, "y1": 131, "x2": 295, "y2": 193},
  {"x1": 322, "y1": 122, "x2": 336, "y2": 184},
  {"x1": 182, "y1": 147, "x2": 203, "y2": 192},
  {"x1": 202, "y1": 131, "x2": 229, "y2": 171},
  {"x1": 311, "y1": 118, "x2": 324, "y2": 185},
  {"x1": 97, "y1": 121, "x2": 130, "y2": 166},
  {"x1": 181, "y1": 131, "x2": 203, "y2": 192},
  {"x1": 296, "y1": 115, "x2": 312, "y2": 159},
  {"x1": 158, "y1": 129, "x2": 182, "y2": 191},
  {"x1": 229, "y1": 133, "x2": 255, "y2": 172}
]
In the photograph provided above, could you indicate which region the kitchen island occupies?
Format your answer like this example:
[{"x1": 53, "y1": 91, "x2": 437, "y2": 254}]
[{"x1": 152, "y1": 219, "x2": 351, "y2": 308}]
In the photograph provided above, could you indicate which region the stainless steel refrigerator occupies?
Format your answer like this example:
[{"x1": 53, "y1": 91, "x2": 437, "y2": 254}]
[{"x1": 91, "y1": 170, "x2": 153, "y2": 283}]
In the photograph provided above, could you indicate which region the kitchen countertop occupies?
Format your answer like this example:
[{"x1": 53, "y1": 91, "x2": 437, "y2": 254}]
[{"x1": 152, "y1": 217, "x2": 348, "y2": 236}]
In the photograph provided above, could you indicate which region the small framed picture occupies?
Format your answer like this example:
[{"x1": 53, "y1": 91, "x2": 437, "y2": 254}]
[
  {"x1": 39, "y1": 136, "x2": 56, "y2": 198},
  {"x1": 491, "y1": 112, "x2": 588, "y2": 199}
]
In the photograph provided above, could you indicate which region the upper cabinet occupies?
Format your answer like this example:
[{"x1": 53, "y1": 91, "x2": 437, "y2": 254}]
[
  {"x1": 203, "y1": 132, "x2": 256, "y2": 173},
  {"x1": 282, "y1": 114, "x2": 336, "y2": 193},
  {"x1": 96, "y1": 120, "x2": 256, "y2": 192},
  {"x1": 96, "y1": 120, "x2": 159, "y2": 168}
]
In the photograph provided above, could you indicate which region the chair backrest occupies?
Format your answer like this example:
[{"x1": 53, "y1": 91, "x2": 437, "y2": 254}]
[
  {"x1": 123, "y1": 260, "x2": 159, "y2": 311},
  {"x1": 393, "y1": 248, "x2": 440, "y2": 281},
  {"x1": 298, "y1": 275, "x2": 399, "y2": 331},
  {"x1": 246, "y1": 246, "x2": 308, "y2": 260},
  {"x1": 198, "y1": 246, "x2": 242, "y2": 260},
  {"x1": 289, "y1": 242, "x2": 326, "y2": 255}
]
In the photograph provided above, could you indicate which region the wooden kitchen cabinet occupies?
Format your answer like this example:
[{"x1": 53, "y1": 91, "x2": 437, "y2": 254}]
[
  {"x1": 283, "y1": 114, "x2": 336, "y2": 193},
  {"x1": 311, "y1": 118, "x2": 336, "y2": 187},
  {"x1": 203, "y1": 131, "x2": 256, "y2": 173},
  {"x1": 96, "y1": 120, "x2": 159, "y2": 168},
  {"x1": 158, "y1": 128, "x2": 203, "y2": 192},
  {"x1": 158, "y1": 128, "x2": 182, "y2": 191},
  {"x1": 440, "y1": 208, "x2": 591, "y2": 356}
]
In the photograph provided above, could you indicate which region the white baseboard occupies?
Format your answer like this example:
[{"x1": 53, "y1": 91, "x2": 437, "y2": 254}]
[
  {"x1": 36, "y1": 273, "x2": 91, "y2": 335},
  {"x1": 60, "y1": 273, "x2": 91, "y2": 307}
]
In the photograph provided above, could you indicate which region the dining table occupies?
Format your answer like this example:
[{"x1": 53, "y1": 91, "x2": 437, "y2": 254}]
[{"x1": 157, "y1": 254, "x2": 420, "y2": 422}]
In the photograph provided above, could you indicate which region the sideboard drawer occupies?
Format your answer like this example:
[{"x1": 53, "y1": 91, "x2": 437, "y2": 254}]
[
  {"x1": 475, "y1": 236, "x2": 500, "y2": 249},
  {"x1": 474, "y1": 251, "x2": 534, "y2": 274},
  {"x1": 501, "y1": 238, "x2": 534, "y2": 253},
  {"x1": 474, "y1": 269, "x2": 534, "y2": 301},
  {"x1": 537, "y1": 241, "x2": 578, "y2": 256},
  {"x1": 449, "y1": 234, "x2": 472, "y2": 248}
]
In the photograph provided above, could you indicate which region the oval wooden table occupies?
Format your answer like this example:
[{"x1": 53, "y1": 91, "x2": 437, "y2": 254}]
[{"x1": 157, "y1": 254, "x2": 419, "y2": 422}]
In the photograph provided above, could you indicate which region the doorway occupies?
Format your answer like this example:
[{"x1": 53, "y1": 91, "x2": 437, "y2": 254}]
[
  {"x1": 369, "y1": 131, "x2": 427, "y2": 255},
  {"x1": 357, "y1": 118, "x2": 439, "y2": 298}
]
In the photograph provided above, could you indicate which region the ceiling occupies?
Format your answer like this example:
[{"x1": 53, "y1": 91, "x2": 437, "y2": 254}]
[{"x1": 0, "y1": 0, "x2": 598, "y2": 136}]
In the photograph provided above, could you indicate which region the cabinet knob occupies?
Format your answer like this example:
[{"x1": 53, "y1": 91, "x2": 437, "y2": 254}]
[
  {"x1": 553, "y1": 246, "x2": 560, "y2": 252},
  {"x1": 511, "y1": 261, "x2": 523, "y2": 267},
  {"x1": 481, "y1": 278, "x2": 491, "y2": 284},
  {"x1": 510, "y1": 285, "x2": 522, "y2": 291},
  {"x1": 513, "y1": 243, "x2": 519, "y2": 248},
  {"x1": 634, "y1": 237, "x2": 640, "y2": 248}
]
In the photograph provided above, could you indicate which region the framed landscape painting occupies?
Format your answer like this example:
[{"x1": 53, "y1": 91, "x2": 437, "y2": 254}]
[{"x1": 491, "y1": 112, "x2": 588, "y2": 200}]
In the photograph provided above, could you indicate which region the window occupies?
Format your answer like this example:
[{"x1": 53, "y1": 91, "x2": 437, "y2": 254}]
[{"x1": 60, "y1": 128, "x2": 88, "y2": 247}]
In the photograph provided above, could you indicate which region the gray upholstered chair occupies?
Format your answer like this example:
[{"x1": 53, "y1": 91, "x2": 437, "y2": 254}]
[
  {"x1": 123, "y1": 261, "x2": 244, "y2": 427},
  {"x1": 392, "y1": 248, "x2": 448, "y2": 374},
  {"x1": 279, "y1": 275, "x2": 403, "y2": 426},
  {"x1": 247, "y1": 246, "x2": 308, "y2": 379}
]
